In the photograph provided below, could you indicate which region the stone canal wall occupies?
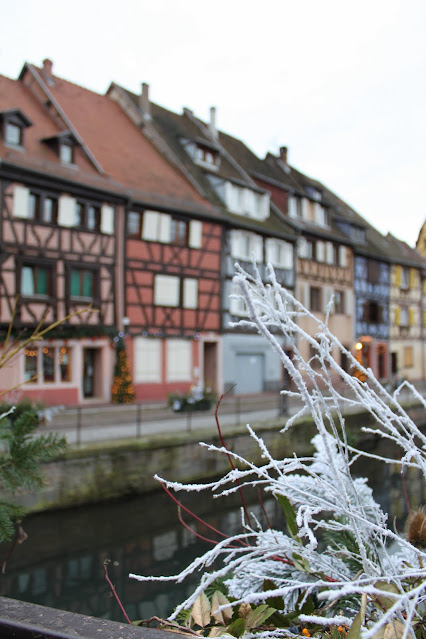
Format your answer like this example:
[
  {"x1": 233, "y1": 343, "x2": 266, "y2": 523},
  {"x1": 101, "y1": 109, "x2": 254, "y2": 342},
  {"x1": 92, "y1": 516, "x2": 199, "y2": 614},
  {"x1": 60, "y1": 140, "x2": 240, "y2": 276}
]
[{"x1": 14, "y1": 403, "x2": 426, "y2": 512}]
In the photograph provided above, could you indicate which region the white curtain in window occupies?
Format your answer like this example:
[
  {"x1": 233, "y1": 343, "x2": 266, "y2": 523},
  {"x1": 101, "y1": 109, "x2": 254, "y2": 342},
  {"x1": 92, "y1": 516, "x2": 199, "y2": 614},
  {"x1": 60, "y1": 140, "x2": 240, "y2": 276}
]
[
  {"x1": 316, "y1": 241, "x2": 325, "y2": 262},
  {"x1": 339, "y1": 245, "x2": 347, "y2": 267},
  {"x1": 325, "y1": 242, "x2": 334, "y2": 264}
]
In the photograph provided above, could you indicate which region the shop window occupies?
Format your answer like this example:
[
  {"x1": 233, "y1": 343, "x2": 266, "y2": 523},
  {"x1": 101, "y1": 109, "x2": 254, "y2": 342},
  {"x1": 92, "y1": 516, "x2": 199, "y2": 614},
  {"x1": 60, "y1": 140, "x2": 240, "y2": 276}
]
[{"x1": 24, "y1": 345, "x2": 72, "y2": 384}]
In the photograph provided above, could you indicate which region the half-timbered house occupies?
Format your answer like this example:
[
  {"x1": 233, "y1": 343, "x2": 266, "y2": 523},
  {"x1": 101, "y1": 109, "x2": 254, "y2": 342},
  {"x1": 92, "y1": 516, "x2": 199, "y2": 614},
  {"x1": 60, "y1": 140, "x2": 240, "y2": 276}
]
[
  {"x1": 0, "y1": 60, "x2": 221, "y2": 403},
  {"x1": 385, "y1": 234, "x2": 426, "y2": 381},
  {"x1": 217, "y1": 142, "x2": 355, "y2": 384},
  {"x1": 108, "y1": 84, "x2": 297, "y2": 394},
  {"x1": 0, "y1": 68, "x2": 121, "y2": 404}
]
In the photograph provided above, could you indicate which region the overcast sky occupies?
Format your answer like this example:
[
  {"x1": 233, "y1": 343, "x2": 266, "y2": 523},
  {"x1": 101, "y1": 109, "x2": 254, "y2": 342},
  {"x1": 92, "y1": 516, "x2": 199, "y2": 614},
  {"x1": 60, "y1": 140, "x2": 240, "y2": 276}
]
[{"x1": 1, "y1": 0, "x2": 425, "y2": 247}]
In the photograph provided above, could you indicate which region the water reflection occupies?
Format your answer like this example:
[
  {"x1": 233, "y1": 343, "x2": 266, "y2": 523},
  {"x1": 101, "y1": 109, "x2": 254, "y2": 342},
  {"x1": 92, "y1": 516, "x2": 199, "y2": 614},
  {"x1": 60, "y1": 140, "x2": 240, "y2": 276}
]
[
  {"x1": 0, "y1": 488, "x2": 279, "y2": 622},
  {"x1": 1, "y1": 436, "x2": 424, "y2": 623}
]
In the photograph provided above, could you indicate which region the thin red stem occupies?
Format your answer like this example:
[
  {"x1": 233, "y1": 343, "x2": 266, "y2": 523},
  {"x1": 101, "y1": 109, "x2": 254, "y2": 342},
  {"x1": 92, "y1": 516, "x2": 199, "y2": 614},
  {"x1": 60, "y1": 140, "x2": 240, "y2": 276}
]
[
  {"x1": 103, "y1": 562, "x2": 132, "y2": 624},
  {"x1": 160, "y1": 482, "x2": 249, "y2": 546},
  {"x1": 214, "y1": 390, "x2": 252, "y2": 526}
]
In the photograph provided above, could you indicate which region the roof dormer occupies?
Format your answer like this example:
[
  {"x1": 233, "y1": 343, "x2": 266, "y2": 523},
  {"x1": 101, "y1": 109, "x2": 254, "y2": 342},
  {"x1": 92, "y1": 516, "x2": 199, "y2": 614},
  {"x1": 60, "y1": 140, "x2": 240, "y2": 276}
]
[
  {"x1": 0, "y1": 108, "x2": 33, "y2": 148},
  {"x1": 181, "y1": 136, "x2": 221, "y2": 171},
  {"x1": 42, "y1": 130, "x2": 79, "y2": 166}
]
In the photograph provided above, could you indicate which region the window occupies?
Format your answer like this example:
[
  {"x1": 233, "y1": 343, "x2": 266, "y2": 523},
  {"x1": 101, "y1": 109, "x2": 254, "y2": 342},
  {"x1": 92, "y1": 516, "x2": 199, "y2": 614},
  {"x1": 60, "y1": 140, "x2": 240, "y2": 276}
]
[
  {"x1": 1, "y1": 109, "x2": 32, "y2": 147},
  {"x1": 87, "y1": 205, "x2": 100, "y2": 231},
  {"x1": 230, "y1": 230, "x2": 263, "y2": 261},
  {"x1": 310, "y1": 287, "x2": 321, "y2": 312},
  {"x1": 400, "y1": 267, "x2": 409, "y2": 290},
  {"x1": 166, "y1": 339, "x2": 191, "y2": 382},
  {"x1": 12, "y1": 185, "x2": 58, "y2": 224},
  {"x1": 134, "y1": 337, "x2": 161, "y2": 383},
  {"x1": 127, "y1": 211, "x2": 142, "y2": 236},
  {"x1": 265, "y1": 239, "x2": 293, "y2": 268},
  {"x1": 142, "y1": 210, "x2": 172, "y2": 242},
  {"x1": 288, "y1": 196, "x2": 301, "y2": 218},
  {"x1": 24, "y1": 345, "x2": 72, "y2": 384},
  {"x1": 399, "y1": 307, "x2": 409, "y2": 327},
  {"x1": 70, "y1": 269, "x2": 95, "y2": 299},
  {"x1": 224, "y1": 182, "x2": 269, "y2": 220},
  {"x1": 154, "y1": 275, "x2": 198, "y2": 308},
  {"x1": 367, "y1": 260, "x2": 380, "y2": 283},
  {"x1": 59, "y1": 142, "x2": 74, "y2": 165},
  {"x1": 404, "y1": 346, "x2": 413, "y2": 368},
  {"x1": 363, "y1": 301, "x2": 382, "y2": 324},
  {"x1": 74, "y1": 201, "x2": 101, "y2": 231},
  {"x1": 42, "y1": 197, "x2": 58, "y2": 224},
  {"x1": 195, "y1": 145, "x2": 219, "y2": 167},
  {"x1": 154, "y1": 275, "x2": 179, "y2": 307},
  {"x1": 334, "y1": 290, "x2": 345, "y2": 314},
  {"x1": 5, "y1": 122, "x2": 22, "y2": 146},
  {"x1": 229, "y1": 282, "x2": 247, "y2": 316},
  {"x1": 21, "y1": 264, "x2": 52, "y2": 297},
  {"x1": 171, "y1": 219, "x2": 188, "y2": 245}
]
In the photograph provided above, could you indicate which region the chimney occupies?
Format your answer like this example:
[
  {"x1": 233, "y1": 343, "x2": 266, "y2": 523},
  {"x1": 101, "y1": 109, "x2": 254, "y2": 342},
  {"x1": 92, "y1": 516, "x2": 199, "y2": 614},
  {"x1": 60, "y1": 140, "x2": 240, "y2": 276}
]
[
  {"x1": 209, "y1": 106, "x2": 218, "y2": 139},
  {"x1": 42, "y1": 59, "x2": 53, "y2": 76},
  {"x1": 279, "y1": 146, "x2": 288, "y2": 164},
  {"x1": 139, "y1": 82, "x2": 151, "y2": 122}
]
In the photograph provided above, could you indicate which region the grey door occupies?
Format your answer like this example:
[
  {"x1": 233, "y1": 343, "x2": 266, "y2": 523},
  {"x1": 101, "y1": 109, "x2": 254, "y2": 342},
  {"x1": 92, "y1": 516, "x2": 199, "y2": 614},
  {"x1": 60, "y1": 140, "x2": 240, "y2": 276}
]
[{"x1": 235, "y1": 353, "x2": 264, "y2": 394}]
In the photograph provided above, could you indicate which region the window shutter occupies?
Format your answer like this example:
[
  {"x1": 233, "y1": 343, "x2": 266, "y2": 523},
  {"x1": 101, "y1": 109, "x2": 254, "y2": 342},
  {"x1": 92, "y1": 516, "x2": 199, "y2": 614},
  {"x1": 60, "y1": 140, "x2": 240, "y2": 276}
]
[
  {"x1": 282, "y1": 242, "x2": 293, "y2": 268},
  {"x1": 189, "y1": 220, "x2": 202, "y2": 248},
  {"x1": 265, "y1": 238, "x2": 274, "y2": 264},
  {"x1": 301, "y1": 283, "x2": 310, "y2": 309},
  {"x1": 423, "y1": 310, "x2": 426, "y2": 327},
  {"x1": 183, "y1": 279, "x2": 198, "y2": 309},
  {"x1": 142, "y1": 211, "x2": 160, "y2": 241},
  {"x1": 395, "y1": 265, "x2": 401, "y2": 287},
  {"x1": 154, "y1": 275, "x2": 179, "y2": 306},
  {"x1": 325, "y1": 242, "x2": 334, "y2": 264},
  {"x1": 394, "y1": 306, "x2": 401, "y2": 326},
  {"x1": 345, "y1": 290, "x2": 354, "y2": 316},
  {"x1": 301, "y1": 198, "x2": 309, "y2": 220},
  {"x1": 323, "y1": 287, "x2": 332, "y2": 312},
  {"x1": 409, "y1": 307, "x2": 415, "y2": 326},
  {"x1": 159, "y1": 213, "x2": 171, "y2": 242},
  {"x1": 314, "y1": 203, "x2": 323, "y2": 225},
  {"x1": 58, "y1": 195, "x2": 77, "y2": 227},
  {"x1": 298, "y1": 237, "x2": 307, "y2": 259},
  {"x1": 13, "y1": 185, "x2": 30, "y2": 218},
  {"x1": 316, "y1": 241, "x2": 325, "y2": 262},
  {"x1": 252, "y1": 234, "x2": 263, "y2": 262},
  {"x1": 288, "y1": 196, "x2": 297, "y2": 218},
  {"x1": 100, "y1": 205, "x2": 114, "y2": 234},
  {"x1": 338, "y1": 245, "x2": 347, "y2": 267},
  {"x1": 230, "y1": 230, "x2": 242, "y2": 258},
  {"x1": 409, "y1": 268, "x2": 416, "y2": 289}
]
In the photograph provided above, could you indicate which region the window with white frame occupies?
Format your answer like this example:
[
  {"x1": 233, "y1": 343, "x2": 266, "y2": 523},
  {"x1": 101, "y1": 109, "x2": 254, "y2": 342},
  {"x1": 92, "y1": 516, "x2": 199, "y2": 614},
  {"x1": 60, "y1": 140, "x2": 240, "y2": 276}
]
[
  {"x1": 225, "y1": 182, "x2": 269, "y2": 220},
  {"x1": 230, "y1": 230, "x2": 263, "y2": 261},
  {"x1": 265, "y1": 238, "x2": 293, "y2": 268},
  {"x1": 134, "y1": 337, "x2": 161, "y2": 383},
  {"x1": 24, "y1": 344, "x2": 72, "y2": 384},
  {"x1": 229, "y1": 281, "x2": 247, "y2": 316},
  {"x1": 166, "y1": 339, "x2": 191, "y2": 382}
]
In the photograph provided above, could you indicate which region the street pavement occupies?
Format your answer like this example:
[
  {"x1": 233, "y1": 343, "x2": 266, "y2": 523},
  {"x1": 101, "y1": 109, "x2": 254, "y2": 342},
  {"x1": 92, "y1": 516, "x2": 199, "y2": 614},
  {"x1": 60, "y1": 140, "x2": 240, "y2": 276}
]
[{"x1": 40, "y1": 382, "x2": 426, "y2": 447}]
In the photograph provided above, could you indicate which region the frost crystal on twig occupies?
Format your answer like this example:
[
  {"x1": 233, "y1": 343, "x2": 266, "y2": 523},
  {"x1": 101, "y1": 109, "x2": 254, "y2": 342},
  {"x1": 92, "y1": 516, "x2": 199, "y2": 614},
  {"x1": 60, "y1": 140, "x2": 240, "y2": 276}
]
[{"x1": 131, "y1": 264, "x2": 426, "y2": 638}]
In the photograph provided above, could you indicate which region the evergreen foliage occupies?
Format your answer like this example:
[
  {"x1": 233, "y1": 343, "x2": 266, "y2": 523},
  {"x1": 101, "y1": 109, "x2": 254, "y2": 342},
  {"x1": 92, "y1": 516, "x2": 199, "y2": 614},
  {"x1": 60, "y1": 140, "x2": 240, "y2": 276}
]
[
  {"x1": 111, "y1": 337, "x2": 135, "y2": 404},
  {"x1": 0, "y1": 399, "x2": 66, "y2": 543}
]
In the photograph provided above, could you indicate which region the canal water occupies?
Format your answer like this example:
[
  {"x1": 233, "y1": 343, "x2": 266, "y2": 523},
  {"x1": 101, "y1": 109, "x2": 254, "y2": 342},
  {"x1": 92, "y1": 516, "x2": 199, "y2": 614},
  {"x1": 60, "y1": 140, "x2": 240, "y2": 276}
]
[
  {"x1": 0, "y1": 486, "x2": 281, "y2": 623},
  {"x1": 0, "y1": 435, "x2": 424, "y2": 624}
]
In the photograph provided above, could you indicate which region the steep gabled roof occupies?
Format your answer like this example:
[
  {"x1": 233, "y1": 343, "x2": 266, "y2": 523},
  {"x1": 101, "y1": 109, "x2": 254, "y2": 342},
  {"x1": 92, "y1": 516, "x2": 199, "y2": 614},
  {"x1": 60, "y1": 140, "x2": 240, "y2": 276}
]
[
  {"x1": 12, "y1": 62, "x2": 215, "y2": 215},
  {"x1": 111, "y1": 84, "x2": 297, "y2": 240}
]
